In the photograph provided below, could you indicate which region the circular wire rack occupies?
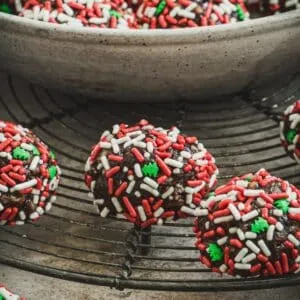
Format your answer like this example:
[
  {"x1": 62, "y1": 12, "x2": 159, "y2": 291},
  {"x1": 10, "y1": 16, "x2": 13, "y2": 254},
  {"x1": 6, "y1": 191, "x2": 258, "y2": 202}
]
[{"x1": 0, "y1": 72, "x2": 299, "y2": 292}]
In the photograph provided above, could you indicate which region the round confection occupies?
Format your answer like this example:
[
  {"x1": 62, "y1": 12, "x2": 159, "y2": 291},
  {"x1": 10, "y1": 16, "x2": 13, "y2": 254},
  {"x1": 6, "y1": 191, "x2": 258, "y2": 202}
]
[
  {"x1": 0, "y1": 121, "x2": 61, "y2": 225},
  {"x1": 194, "y1": 169, "x2": 300, "y2": 277},
  {"x1": 84, "y1": 119, "x2": 218, "y2": 227},
  {"x1": 280, "y1": 100, "x2": 300, "y2": 163}
]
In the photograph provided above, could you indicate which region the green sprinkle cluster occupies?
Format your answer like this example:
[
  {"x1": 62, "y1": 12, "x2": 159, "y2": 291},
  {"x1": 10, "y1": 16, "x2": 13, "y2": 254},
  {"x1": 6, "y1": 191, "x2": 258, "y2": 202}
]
[
  {"x1": 12, "y1": 147, "x2": 31, "y2": 160},
  {"x1": 251, "y1": 217, "x2": 269, "y2": 234},
  {"x1": 207, "y1": 243, "x2": 223, "y2": 262},
  {"x1": 274, "y1": 199, "x2": 289, "y2": 214},
  {"x1": 142, "y1": 162, "x2": 159, "y2": 178},
  {"x1": 286, "y1": 129, "x2": 297, "y2": 144},
  {"x1": 236, "y1": 5, "x2": 245, "y2": 21},
  {"x1": 155, "y1": 1, "x2": 166, "y2": 16}
]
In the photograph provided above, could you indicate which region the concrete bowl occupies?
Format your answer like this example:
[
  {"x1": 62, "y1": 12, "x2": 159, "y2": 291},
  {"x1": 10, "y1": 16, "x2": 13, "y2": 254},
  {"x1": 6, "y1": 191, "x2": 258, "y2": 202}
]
[{"x1": 0, "y1": 10, "x2": 300, "y2": 102}]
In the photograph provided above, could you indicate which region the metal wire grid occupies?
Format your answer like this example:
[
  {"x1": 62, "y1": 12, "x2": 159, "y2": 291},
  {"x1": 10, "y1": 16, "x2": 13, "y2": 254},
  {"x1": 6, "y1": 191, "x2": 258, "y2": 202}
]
[{"x1": 0, "y1": 71, "x2": 299, "y2": 291}]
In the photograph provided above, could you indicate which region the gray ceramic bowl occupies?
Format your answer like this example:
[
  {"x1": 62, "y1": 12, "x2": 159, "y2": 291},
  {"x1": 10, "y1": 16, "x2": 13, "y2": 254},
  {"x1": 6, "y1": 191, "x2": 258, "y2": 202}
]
[{"x1": 0, "y1": 10, "x2": 300, "y2": 102}]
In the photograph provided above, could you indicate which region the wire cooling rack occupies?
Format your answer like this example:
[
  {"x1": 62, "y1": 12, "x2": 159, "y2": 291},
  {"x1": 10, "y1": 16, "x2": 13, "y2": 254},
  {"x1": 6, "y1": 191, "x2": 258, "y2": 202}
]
[{"x1": 0, "y1": 72, "x2": 299, "y2": 291}]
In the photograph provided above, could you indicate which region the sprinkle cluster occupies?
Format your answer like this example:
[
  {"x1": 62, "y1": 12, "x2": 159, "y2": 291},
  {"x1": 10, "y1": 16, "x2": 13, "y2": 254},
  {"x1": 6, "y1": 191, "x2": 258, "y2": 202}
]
[
  {"x1": 280, "y1": 100, "x2": 300, "y2": 163},
  {"x1": 194, "y1": 169, "x2": 300, "y2": 277},
  {"x1": 0, "y1": 120, "x2": 61, "y2": 225},
  {"x1": 84, "y1": 120, "x2": 218, "y2": 227},
  {"x1": 0, "y1": 285, "x2": 25, "y2": 300},
  {"x1": 2, "y1": 0, "x2": 249, "y2": 28},
  {"x1": 247, "y1": 0, "x2": 299, "y2": 15}
]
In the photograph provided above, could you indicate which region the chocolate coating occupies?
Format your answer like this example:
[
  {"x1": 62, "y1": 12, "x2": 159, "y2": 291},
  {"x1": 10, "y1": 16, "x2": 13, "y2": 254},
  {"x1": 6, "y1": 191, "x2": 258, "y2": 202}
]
[
  {"x1": 194, "y1": 169, "x2": 300, "y2": 277},
  {"x1": 0, "y1": 121, "x2": 61, "y2": 225},
  {"x1": 84, "y1": 120, "x2": 218, "y2": 227},
  {"x1": 280, "y1": 100, "x2": 300, "y2": 163}
]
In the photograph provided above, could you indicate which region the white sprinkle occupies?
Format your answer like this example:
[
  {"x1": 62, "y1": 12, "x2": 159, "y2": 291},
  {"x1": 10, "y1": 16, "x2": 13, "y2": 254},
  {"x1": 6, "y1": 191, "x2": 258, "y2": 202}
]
[
  {"x1": 245, "y1": 240, "x2": 260, "y2": 254},
  {"x1": 111, "y1": 197, "x2": 123, "y2": 213},
  {"x1": 228, "y1": 204, "x2": 241, "y2": 220},
  {"x1": 137, "y1": 206, "x2": 147, "y2": 221},
  {"x1": 100, "y1": 206, "x2": 110, "y2": 218},
  {"x1": 276, "y1": 222, "x2": 284, "y2": 231},
  {"x1": 20, "y1": 143, "x2": 33, "y2": 151},
  {"x1": 135, "y1": 191, "x2": 141, "y2": 198},
  {"x1": 90, "y1": 181, "x2": 96, "y2": 193},
  {"x1": 140, "y1": 184, "x2": 159, "y2": 197},
  {"x1": 192, "y1": 151, "x2": 206, "y2": 160},
  {"x1": 45, "y1": 203, "x2": 52, "y2": 211},
  {"x1": 180, "y1": 151, "x2": 191, "y2": 159},
  {"x1": 19, "y1": 211, "x2": 26, "y2": 220},
  {"x1": 209, "y1": 174, "x2": 217, "y2": 189},
  {"x1": 146, "y1": 142, "x2": 154, "y2": 153},
  {"x1": 219, "y1": 264, "x2": 228, "y2": 273},
  {"x1": 10, "y1": 179, "x2": 37, "y2": 192},
  {"x1": 112, "y1": 124, "x2": 120, "y2": 134},
  {"x1": 0, "y1": 134, "x2": 5, "y2": 142},
  {"x1": 236, "y1": 180, "x2": 249, "y2": 187},
  {"x1": 0, "y1": 122, "x2": 6, "y2": 128},
  {"x1": 157, "y1": 218, "x2": 164, "y2": 225},
  {"x1": 153, "y1": 207, "x2": 164, "y2": 218},
  {"x1": 127, "y1": 130, "x2": 143, "y2": 137},
  {"x1": 244, "y1": 189, "x2": 264, "y2": 197},
  {"x1": 143, "y1": 177, "x2": 159, "y2": 189},
  {"x1": 14, "y1": 0, "x2": 23, "y2": 12},
  {"x1": 16, "y1": 221, "x2": 25, "y2": 225},
  {"x1": 0, "y1": 204, "x2": 3, "y2": 211},
  {"x1": 195, "y1": 159, "x2": 208, "y2": 166},
  {"x1": 29, "y1": 156, "x2": 40, "y2": 171},
  {"x1": 30, "y1": 212, "x2": 39, "y2": 220},
  {"x1": 33, "y1": 195, "x2": 39, "y2": 205},
  {"x1": 217, "y1": 236, "x2": 228, "y2": 246},
  {"x1": 186, "y1": 194, "x2": 193, "y2": 205},
  {"x1": 237, "y1": 229, "x2": 245, "y2": 241},
  {"x1": 62, "y1": 3, "x2": 74, "y2": 16},
  {"x1": 50, "y1": 195, "x2": 57, "y2": 203},
  {"x1": 86, "y1": 0, "x2": 94, "y2": 9},
  {"x1": 99, "y1": 142, "x2": 111, "y2": 149},
  {"x1": 162, "y1": 187, "x2": 174, "y2": 199},
  {"x1": 288, "y1": 234, "x2": 300, "y2": 246},
  {"x1": 164, "y1": 158, "x2": 183, "y2": 168},
  {"x1": 241, "y1": 210, "x2": 259, "y2": 222},
  {"x1": 177, "y1": 9, "x2": 195, "y2": 19},
  {"x1": 36, "y1": 207, "x2": 44, "y2": 215},
  {"x1": 288, "y1": 207, "x2": 300, "y2": 214},
  {"x1": 266, "y1": 225, "x2": 275, "y2": 241},
  {"x1": 97, "y1": 163, "x2": 102, "y2": 170},
  {"x1": 229, "y1": 227, "x2": 238, "y2": 234},
  {"x1": 126, "y1": 180, "x2": 136, "y2": 194},
  {"x1": 185, "y1": 187, "x2": 195, "y2": 194},
  {"x1": 134, "y1": 163, "x2": 143, "y2": 178},
  {"x1": 194, "y1": 208, "x2": 208, "y2": 216},
  {"x1": 84, "y1": 158, "x2": 91, "y2": 172},
  {"x1": 116, "y1": 136, "x2": 130, "y2": 144},
  {"x1": 255, "y1": 197, "x2": 266, "y2": 207},
  {"x1": 49, "y1": 178, "x2": 59, "y2": 191},
  {"x1": 100, "y1": 156, "x2": 110, "y2": 170},
  {"x1": 111, "y1": 139, "x2": 120, "y2": 154},
  {"x1": 258, "y1": 239, "x2": 271, "y2": 256},
  {"x1": 180, "y1": 206, "x2": 199, "y2": 216},
  {"x1": 116, "y1": 213, "x2": 126, "y2": 219},
  {"x1": 234, "y1": 248, "x2": 249, "y2": 262},
  {"x1": 214, "y1": 215, "x2": 234, "y2": 224},
  {"x1": 242, "y1": 253, "x2": 256, "y2": 263},
  {"x1": 173, "y1": 168, "x2": 180, "y2": 174},
  {"x1": 0, "y1": 184, "x2": 8, "y2": 193},
  {"x1": 169, "y1": 6, "x2": 179, "y2": 17},
  {"x1": 144, "y1": 152, "x2": 151, "y2": 159},
  {"x1": 234, "y1": 263, "x2": 251, "y2": 270},
  {"x1": 296, "y1": 256, "x2": 300, "y2": 263},
  {"x1": 273, "y1": 209, "x2": 283, "y2": 217},
  {"x1": 205, "y1": 221, "x2": 210, "y2": 230}
]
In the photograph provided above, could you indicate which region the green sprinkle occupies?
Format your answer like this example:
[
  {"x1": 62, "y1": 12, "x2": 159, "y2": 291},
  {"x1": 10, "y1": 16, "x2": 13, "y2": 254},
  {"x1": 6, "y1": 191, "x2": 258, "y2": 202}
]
[
  {"x1": 155, "y1": 0, "x2": 166, "y2": 16},
  {"x1": 207, "y1": 243, "x2": 223, "y2": 262},
  {"x1": 274, "y1": 199, "x2": 289, "y2": 214},
  {"x1": 49, "y1": 150, "x2": 56, "y2": 160},
  {"x1": 0, "y1": 294, "x2": 5, "y2": 300},
  {"x1": 30, "y1": 144, "x2": 40, "y2": 156},
  {"x1": 245, "y1": 176, "x2": 253, "y2": 182},
  {"x1": 286, "y1": 129, "x2": 297, "y2": 144},
  {"x1": 251, "y1": 217, "x2": 269, "y2": 234},
  {"x1": 142, "y1": 162, "x2": 159, "y2": 178},
  {"x1": 0, "y1": 3, "x2": 12, "y2": 14},
  {"x1": 236, "y1": 4, "x2": 245, "y2": 21},
  {"x1": 109, "y1": 9, "x2": 121, "y2": 18},
  {"x1": 208, "y1": 192, "x2": 215, "y2": 198},
  {"x1": 48, "y1": 165, "x2": 57, "y2": 180},
  {"x1": 13, "y1": 147, "x2": 31, "y2": 160}
]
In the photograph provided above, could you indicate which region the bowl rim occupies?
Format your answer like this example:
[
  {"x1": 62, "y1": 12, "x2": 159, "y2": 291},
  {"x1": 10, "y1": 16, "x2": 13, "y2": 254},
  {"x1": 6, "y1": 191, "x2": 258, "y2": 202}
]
[{"x1": 0, "y1": 8, "x2": 300, "y2": 45}]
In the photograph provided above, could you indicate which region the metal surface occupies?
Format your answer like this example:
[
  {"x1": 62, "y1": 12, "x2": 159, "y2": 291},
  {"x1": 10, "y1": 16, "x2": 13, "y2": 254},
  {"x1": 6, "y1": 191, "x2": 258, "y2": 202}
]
[
  {"x1": 1, "y1": 10, "x2": 300, "y2": 102},
  {"x1": 0, "y1": 72, "x2": 299, "y2": 291}
]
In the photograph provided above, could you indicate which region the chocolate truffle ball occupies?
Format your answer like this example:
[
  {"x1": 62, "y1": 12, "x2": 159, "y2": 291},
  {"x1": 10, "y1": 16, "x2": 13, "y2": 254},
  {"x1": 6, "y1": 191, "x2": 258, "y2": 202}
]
[
  {"x1": 84, "y1": 120, "x2": 218, "y2": 227},
  {"x1": 280, "y1": 100, "x2": 300, "y2": 163},
  {"x1": 0, "y1": 121, "x2": 61, "y2": 225},
  {"x1": 194, "y1": 169, "x2": 300, "y2": 277}
]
